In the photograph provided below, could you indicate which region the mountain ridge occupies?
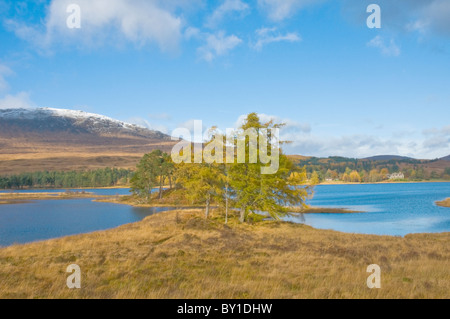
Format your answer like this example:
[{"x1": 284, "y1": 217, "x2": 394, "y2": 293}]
[
  {"x1": 0, "y1": 107, "x2": 176, "y2": 175},
  {"x1": 0, "y1": 108, "x2": 169, "y2": 140},
  {"x1": 363, "y1": 155, "x2": 414, "y2": 161}
]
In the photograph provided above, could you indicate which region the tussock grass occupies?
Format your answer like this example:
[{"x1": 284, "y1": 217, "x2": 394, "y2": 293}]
[{"x1": 0, "y1": 210, "x2": 448, "y2": 299}]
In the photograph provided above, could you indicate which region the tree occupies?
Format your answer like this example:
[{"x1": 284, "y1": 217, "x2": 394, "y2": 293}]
[
  {"x1": 176, "y1": 162, "x2": 225, "y2": 219},
  {"x1": 380, "y1": 168, "x2": 389, "y2": 179},
  {"x1": 174, "y1": 128, "x2": 227, "y2": 219},
  {"x1": 228, "y1": 113, "x2": 311, "y2": 223},
  {"x1": 369, "y1": 169, "x2": 381, "y2": 183},
  {"x1": 130, "y1": 150, "x2": 175, "y2": 202},
  {"x1": 349, "y1": 170, "x2": 362, "y2": 183},
  {"x1": 311, "y1": 171, "x2": 320, "y2": 185},
  {"x1": 130, "y1": 152, "x2": 159, "y2": 201},
  {"x1": 445, "y1": 168, "x2": 450, "y2": 178},
  {"x1": 342, "y1": 173, "x2": 350, "y2": 183}
]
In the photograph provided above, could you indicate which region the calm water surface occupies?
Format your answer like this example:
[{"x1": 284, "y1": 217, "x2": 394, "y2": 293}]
[
  {"x1": 0, "y1": 183, "x2": 449, "y2": 246},
  {"x1": 0, "y1": 188, "x2": 169, "y2": 246},
  {"x1": 286, "y1": 182, "x2": 450, "y2": 236}
]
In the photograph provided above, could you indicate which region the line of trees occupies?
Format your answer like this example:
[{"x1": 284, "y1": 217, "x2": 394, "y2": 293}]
[
  {"x1": 298, "y1": 157, "x2": 450, "y2": 182},
  {"x1": 130, "y1": 113, "x2": 313, "y2": 223},
  {"x1": 0, "y1": 168, "x2": 133, "y2": 189},
  {"x1": 307, "y1": 166, "x2": 450, "y2": 184}
]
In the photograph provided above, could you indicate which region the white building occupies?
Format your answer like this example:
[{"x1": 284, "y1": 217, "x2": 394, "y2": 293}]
[{"x1": 388, "y1": 172, "x2": 405, "y2": 180}]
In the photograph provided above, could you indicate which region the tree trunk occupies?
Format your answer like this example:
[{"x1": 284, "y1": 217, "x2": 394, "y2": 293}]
[
  {"x1": 239, "y1": 207, "x2": 245, "y2": 223},
  {"x1": 146, "y1": 181, "x2": 151, "y2": 202},
  {"x1": 205, "y1": 194, "x2": 211, "y2": 219},
  {"x1": 159, "y1": 176, "x2": 163, "y2": 200},
  {"x1": 169, "y1": 175, "x2": 172, "y2": 189},
  {"x1": 225, "y1": 185, "x2": 228, "y2": 225}
]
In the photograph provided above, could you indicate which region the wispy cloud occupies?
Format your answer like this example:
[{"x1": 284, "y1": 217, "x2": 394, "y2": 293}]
[
  {"x1": 127, "y1": 116, "x2": 170, "y2": 134},
  {"x1": 206, "y1": 0, "x2": 249, "y2": 28},
  {"x1": 0, "y1": 64, "x2": 13, "y2": 93},
  {"x1": 367, "y1": 36, "x2": 401, "y2": 57},
  {"x1": 343, "y1": 0, "x2": 450, "y2": 39},
  {"x1": 422, "y1": 125, "x2": 450, "y2": 152},
  {"x1": 252, "y1": 27, "x2": 301, "y2": 50},
  {"x1": 234, "y1": 114, "x2": 449, "y2": 159},
  {"x1": 257, "y1": 0, "x2": 324, "y2": 22},
  {"x1": 198, "y1": 31, "x2": 242, "y2": 61},
  {"x1": 0, "y1": 64, "x2": 34, "y2": 109},
  {"x1": 0, "y1": 92, "x2": 34, "y2": 110}
]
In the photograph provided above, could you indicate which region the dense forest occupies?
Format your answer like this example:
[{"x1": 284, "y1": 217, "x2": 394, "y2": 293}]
[{"x1": 0, "y1": 168, "x2": 133, "y2": 189}]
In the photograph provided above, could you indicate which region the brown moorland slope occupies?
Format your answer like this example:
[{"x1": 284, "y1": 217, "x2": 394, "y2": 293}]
[{"x1": 0, "y1": 108, "x2": 177, "y2": 175}]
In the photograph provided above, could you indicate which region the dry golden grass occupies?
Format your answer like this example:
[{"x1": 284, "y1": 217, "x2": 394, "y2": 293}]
[
  {"x1": 0, "y1": 209, "x2": 448, "y2": 299},
  {"x1": 436, "y1": 198, "x2": 450, "y2": 208}
]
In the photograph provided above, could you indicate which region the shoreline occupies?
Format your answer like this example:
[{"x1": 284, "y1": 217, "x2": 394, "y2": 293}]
[
  {"x1": 94, "y1": 195, "x2": 363, "y2": 214},
  {"x1": 1, "y1": 180, "x2": 449, "y2": 192},
  {"x1": 318, "y1": 180, "x2": 450, "y2": 185},
  {"x1": 0, "y1": 190, "x2": 366, "y2": 215}
]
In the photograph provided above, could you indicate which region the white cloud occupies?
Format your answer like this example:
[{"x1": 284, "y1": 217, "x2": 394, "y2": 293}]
[
  {"x1": 184, "y1": 27, "x2": 202, "y2": 40},
  {"x1": 6, "y1": 0, "x2": 183, "y2": 52},
  {"x1": 127, "y1": 116, "x2": 170, "y2": 134},
  {"x1": 148, "y1": 113, "x2": 172, "y2": 121},
  {"x1": 285, "y1": 134, "x2": 405, "y2": 158},
  {"x1": 235, "y1": 113, "x2": 311, "y2": 149},
  {"x1": 252, "y1": 27, "x2": 301, "y2": 50},
  {"x1": 422, "y1": 125, "x2": 450, "y2": 152},
  {"x1": 234, "y1": 114, "x2": 449, "y2": 159},
  {"x1": 283, "y1": 127, "x2": 450, "y2": 159},
  {"x1": 206, "y1": 0, "x2": 249, "y2": 28},
  {"x1": 257, "y1": 0, "x2": 323, "y2": 21},
  {"x1": 0, "y1": 64, "x2": 34, "y2": 110},
  {"x1": 198, "y1": 31, "x2": 242, "y2": 61},
  {"x1": 367, "y1": 36, "x2": 401, "y2": 57},
  {"x1": 0, "y1": 64, "x2": 13, "y2": 93},
  {"x1": 416, "y1": 0, "x2": 450, "y2": 37},
  {"x1": 343, "y1": 0, "x2": 450, "y2": 39},
  {"x1": 0, "y1": 92, "x2": 34, "y2": 109}
]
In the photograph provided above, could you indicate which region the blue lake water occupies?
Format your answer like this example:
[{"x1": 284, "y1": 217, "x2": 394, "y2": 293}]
[
  {"x1": 287, "y1": 182, "x2": 450, "y2": 236},
  {"x1": 0, "y1": 183, "x2": 449, "y2": 246},
  {"x1": 0, "y1": 188, "x2": 171, "y2": 246}
]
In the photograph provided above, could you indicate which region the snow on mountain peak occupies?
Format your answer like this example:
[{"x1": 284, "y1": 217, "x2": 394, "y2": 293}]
[{"x1": 0, "y1": 107, "x2": 145, "y2": 130}]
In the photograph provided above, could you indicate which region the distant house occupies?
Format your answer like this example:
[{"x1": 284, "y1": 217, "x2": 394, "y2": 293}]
[{"x1": 388, "y1": 172, "x2": 405, "y2": 180}]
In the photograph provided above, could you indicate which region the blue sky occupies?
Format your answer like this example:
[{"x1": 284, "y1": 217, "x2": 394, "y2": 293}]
[{"x1": 0, "y1": 0, "x2": 449, "y2": 158}]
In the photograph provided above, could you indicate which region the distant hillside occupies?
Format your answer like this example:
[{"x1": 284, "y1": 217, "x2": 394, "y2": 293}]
[
  {"x1": 364, "y1": 155, "x2": 414, "y2": 161},
  {"x1": 0, "y1": 108, "x2": 177, "y2": 175},
  {"x1": 290, "y1": 154, "x2": 450, "y2": 182},
  {"x1": 441, "y1": 155, "x2": 450, "y2": 161}
]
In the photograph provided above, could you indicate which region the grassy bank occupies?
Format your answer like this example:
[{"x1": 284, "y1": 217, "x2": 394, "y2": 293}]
[
  {"x1": 0, "y1": 209, "x2": 448, "y2": 299},
  {"x1": 0, "y1": 192, "x2": 106, "y2": 205},
  {"x1": 436, "y1": 198, "x2": 450, "y2": 208}
]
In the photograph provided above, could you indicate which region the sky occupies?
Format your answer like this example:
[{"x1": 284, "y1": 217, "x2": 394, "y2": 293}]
[{"x1": 0, "y1": 0, "x2": 449, "y2": 159}]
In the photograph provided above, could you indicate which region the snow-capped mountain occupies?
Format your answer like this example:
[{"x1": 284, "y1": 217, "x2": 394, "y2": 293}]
[{"x1": 0, "y1": 107, "x2": 169, "y2": 140}]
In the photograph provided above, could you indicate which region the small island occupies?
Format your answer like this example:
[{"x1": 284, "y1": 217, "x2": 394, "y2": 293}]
[
  {"x1": 0, "y1": 191, "x2": 104, "y2": 205},
  {"x1": 436, "y1": 198, "x2": 450, "y2": 208}
]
